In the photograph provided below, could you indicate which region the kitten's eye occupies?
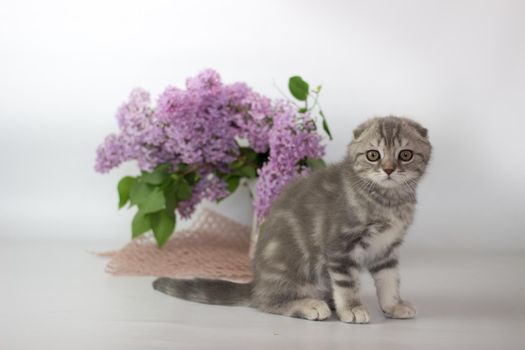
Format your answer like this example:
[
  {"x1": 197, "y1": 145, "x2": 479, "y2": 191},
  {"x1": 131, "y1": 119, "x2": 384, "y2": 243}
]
[
  {"x1": 366, "y1": 150, "x2": 380, "y2": 162},
  {"x1": 399, "y1": 150, "x2": 413, "y2": 162}
]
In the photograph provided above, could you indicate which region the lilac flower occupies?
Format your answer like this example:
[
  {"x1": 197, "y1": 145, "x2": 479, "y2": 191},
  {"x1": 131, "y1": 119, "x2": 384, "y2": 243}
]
[
  {"x1": 253, "y1": 102, "x2": 324, "y2": 220},
  {"x1": 177, "y1": 173, "x2": 229, "y2": 219},
  {"x1": 185, "y1": 68, "x2": 222, "y2": 94},
  {"x1": 95, "y1": 88, "x2": 174, "y2": 172},
  {"x1": 231, "y1": 89, "x2": 273, "y2": 153},
  {"x1": 94, "y1": 134, "x2": 128, "y2": 173},
  {"x1": 156, "y1": 73, "x2": 239, "y2": 165}
]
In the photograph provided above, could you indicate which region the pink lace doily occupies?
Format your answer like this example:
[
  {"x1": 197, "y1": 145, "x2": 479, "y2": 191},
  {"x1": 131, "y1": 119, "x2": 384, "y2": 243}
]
[{"x1": 102, "y1": 209, "x2": 253, "y2": 283}]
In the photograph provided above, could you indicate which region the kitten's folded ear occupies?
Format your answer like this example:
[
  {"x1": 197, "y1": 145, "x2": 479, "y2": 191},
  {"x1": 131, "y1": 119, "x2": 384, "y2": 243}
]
[
  {"x1": 402, "y1": 118, "x2": 428, "y2": 138},
  {"x1": 353, "y1": 119, "x2": 376, "y2": 140}
]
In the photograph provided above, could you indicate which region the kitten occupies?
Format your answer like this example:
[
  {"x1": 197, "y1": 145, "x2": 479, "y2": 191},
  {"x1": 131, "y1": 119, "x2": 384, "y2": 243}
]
[{"x1": 153, "y1": 116, "x2": 432, "y2": 323}]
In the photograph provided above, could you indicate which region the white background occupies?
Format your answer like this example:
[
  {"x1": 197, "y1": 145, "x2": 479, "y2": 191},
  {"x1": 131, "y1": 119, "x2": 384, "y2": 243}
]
[
  {"x1": 2, "y1": 2, "x2": 524, "y2": 349},
  {"x1": 1, "y1": 0, "x2": 524, "y2": 253}
]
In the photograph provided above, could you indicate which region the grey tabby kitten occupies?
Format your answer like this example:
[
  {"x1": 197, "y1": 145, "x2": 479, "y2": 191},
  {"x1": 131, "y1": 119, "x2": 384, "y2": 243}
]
[{"x1": 153, "y1": 116, "x2": 432, "y2": 323}]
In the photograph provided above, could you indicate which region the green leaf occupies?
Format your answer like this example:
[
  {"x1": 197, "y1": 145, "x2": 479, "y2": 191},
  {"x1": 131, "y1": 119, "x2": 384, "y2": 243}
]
[
  {"x1": 164, "y1": 183, "x2": 178, "y2": 213},
  {"x1": 175, "y1": 179, "x2": 193, "y2": 201},
  {"x1": 231, "y1": 160, "x2": 244, "y2": 169},
  {"x1": 117, "y1": 176, "x2": 136, "y2": 209},
  {"x1": 240, "y1": 165, "x2": 256, "y2": 178},
  {"x1": 156, "y1": 163, "x2": 172, "y2": 172},
  {"x1": 184, "y1": 171, "x2": 200, "y2": 186},
  {"x1": 298, "y1": 107, "x2": 308, "y2": 113},
  {"x1": 141, "y1": 163, "x2": 170, "y2": 184},
  {"x1": 226, "y1": 176, "x2": 241, "y2": 193},
  {"x1": 177, "y1": 163, "x2": 189, "y2": 172},
  {"x1": 319, "y1": 110, "x2": 333, "y2": 140},
  {"x1": 141, "y1": 171, "x2": 167, "y2": 185},
  {"x1": 288, "y1": 76, "x2": 309, "y2": 101},
  {"x1": 129, "y1": 181, "x2": 154, "y2": 206},
  {"x1": 240, "y1": 147, "x2": 258, "y2": 162},
  {"x1": 141, "y1": 187, "x2": 166, "y2": 214},
  {"x1": 132, "y1": 210, "x2": 151, "y2": 238},
  {"x1": 322, "y1": 117, "x2": 333, "y2": 140},
  {"x1": 306, "y1": 158, "x2": 326, "y2": 170},
  {"x1": 151, "y1": 210, "x2": 176, "y2": 247}
]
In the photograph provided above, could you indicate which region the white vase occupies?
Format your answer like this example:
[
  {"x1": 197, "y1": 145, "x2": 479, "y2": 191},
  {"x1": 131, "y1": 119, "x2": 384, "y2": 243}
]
[{"x1": 246, "y1": 178, "x2": 260, "y2": 259}]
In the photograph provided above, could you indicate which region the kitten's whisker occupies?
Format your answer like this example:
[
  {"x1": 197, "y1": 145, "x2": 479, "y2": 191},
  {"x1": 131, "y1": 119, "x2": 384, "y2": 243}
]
[
  {"x1": 400, "y1": 177, "x2": 416, "y2": 201},
  {"x1": 366, "y1": 179, "x2": 374, "y2": 193}
]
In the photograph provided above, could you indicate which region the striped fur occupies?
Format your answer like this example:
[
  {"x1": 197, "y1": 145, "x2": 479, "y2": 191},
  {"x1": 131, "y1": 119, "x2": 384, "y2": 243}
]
[{"x1": 153, "y1": 116, "x2": 431, "y2": 323}]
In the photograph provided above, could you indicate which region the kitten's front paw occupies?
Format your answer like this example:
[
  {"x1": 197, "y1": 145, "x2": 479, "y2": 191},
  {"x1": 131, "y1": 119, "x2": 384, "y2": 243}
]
[
  {"x1": 292, "y1": 299, "x2": 332, "y2": 321},
  {"x1": 383, "y1": 301, "x2": 417, "y2": 319},
  {"x1": 337, "y1": 305, "x2": 370, "y2": 324}
]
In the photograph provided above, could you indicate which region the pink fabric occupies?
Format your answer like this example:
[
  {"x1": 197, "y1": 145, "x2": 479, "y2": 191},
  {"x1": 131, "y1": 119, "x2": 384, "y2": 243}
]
[{"x1": 102, "y1": 209, "x2": 253, "y2": 283}]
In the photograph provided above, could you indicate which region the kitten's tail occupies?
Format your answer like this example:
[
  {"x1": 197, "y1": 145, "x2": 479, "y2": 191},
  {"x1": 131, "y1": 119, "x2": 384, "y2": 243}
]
[{"x1": 152, "y1": 277, "x2": 252, "y2": 306}]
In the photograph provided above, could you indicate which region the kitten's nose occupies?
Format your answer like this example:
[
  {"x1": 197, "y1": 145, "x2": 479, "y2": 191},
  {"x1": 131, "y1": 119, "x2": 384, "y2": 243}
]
[
  {"x1": 383, "y1": 167, "x2": 394, "y2": 175},
  {"x1": 382, "y1": 160, "x2": 396, "y2": 176}
]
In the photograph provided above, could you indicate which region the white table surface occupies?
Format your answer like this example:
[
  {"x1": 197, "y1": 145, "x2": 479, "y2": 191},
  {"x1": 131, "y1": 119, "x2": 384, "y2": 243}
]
[{"x1": 1, "y1": 239, "x2": 523, "y2": 350}]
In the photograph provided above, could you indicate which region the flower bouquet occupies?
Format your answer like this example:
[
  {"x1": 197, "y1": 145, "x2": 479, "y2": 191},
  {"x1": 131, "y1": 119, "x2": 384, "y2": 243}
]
[{"x1": 95, "y1": 70, "x2": 331, "y2": 247}]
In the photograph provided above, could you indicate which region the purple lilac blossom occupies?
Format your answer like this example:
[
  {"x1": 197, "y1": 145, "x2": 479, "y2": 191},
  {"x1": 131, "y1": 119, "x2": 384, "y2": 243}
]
[
  {"x1": 95, "y1": 88, "x2": 169, "y2": 173},
  {"x1": 94, "y1": 134, "x2": 128, "y2": 173},
  {"x1": 253, "y1": 102, "x2": 324, "y2": 221},
  {"x1": 229, "y1": 86, "x2": 273, "y2": 153},
  {"x1": 156, "y1": 70, "x2": 239, "y2": 165},
  {"x1": 177, "y1": 173, "x2": 229, "y2": 219}
]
